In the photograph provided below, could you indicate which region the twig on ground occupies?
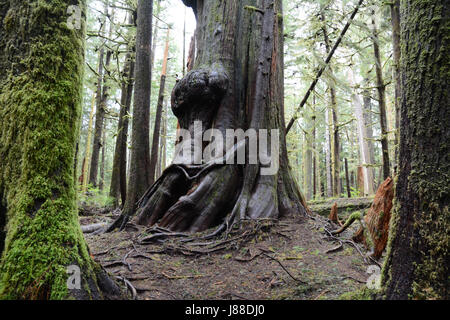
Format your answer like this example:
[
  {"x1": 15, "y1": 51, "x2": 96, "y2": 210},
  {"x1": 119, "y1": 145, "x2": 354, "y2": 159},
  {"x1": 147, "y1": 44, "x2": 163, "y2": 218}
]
[
  {"x1": 313, "y1": 289, "x2": 329, "y2": 300},
  {"x1": 115, "y1": 276, "x2": 137, "y2": 300},
  {"x1": 259, "y1": 251, "x2": 306, "y2": 284},
  {"x1": 324, "y1": 243, "x2": 343, "y2": 254}
]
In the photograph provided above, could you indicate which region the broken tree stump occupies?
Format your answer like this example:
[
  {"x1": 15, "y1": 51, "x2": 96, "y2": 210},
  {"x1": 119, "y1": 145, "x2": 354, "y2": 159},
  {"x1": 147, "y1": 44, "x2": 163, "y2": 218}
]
[
  {"x1": 363, "y1": 176, "x2": 394, "y2": 259},
  {"x1": 327, "y1": 177, "x2": 394, "y2": 260},
  {"x1": 328, "y1": 202, "x2": 343, "y2": 226}
]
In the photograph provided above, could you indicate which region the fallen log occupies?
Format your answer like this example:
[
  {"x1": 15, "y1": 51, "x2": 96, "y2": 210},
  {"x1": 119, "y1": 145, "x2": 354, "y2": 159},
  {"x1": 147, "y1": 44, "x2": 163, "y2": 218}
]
[{"x1": 309, "y1": 197, "x2": 373, "y2": 217}]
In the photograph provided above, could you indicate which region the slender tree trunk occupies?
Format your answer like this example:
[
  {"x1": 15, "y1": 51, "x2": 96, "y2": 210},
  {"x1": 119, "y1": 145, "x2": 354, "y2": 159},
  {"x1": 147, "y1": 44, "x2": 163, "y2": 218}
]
[
  {"x1": 321, "y1": 14, "x2": 341, "y2": 197},
  {"x1": 110, "y1": 13, "x2": 135, "y2": 207},
  {"x1": 161, "y1": 101, "x2": 167, "y2": 172},
  {"x1": 312, "y1": 103, "x2": 317, "y2": 199},
  {"x1": 156, "y1": 101, "x2": 167, "y2": 178},
  {"x1": 117, "y1": 0, "x2": 153, "y2": 224},
  {"x1": 99, "y1": 121, "x2": 106, "y2": 191},
  {"x1": 325, "y1": 107, "x2": 333, "y2": 198},
  {"x1": 350, "y1": 72, "x2": 374, "y2": 196},
  {"x1": 149, "y1": 29, "x2": 170, "y2": 185},
  {"x1": 182, "y1": 6, "x2": 187, "y2": 76},
  {"x1": 89, "y1": 1, "x2": 109, "y2": 187},
  {"x1": 344, "y1": 158, "x2": 351, "y2": 198},
  {"x1": 363, "y1": 84, "x2": 376, "y2": 191},
  {"x1": 390, "y1": 0, "x2": 400, "y2": 172},
  {"x1": 382, "y1": 0, "x2": 449, "y2": 299},
  {"x1": 330, "y1": 87, "x2": 340, "y2": 197},
  {"x1": 82, "y1": 95, "x2": 96, "y2": 193},
  {"x1": 151, "y1": 0, "x2": 161, "y2": 80},
  {"x1": 371, "y1": 10, "x2": 390, "y2": 180},
  {"x1": 304, "y1": 128, "x2": 313, "y2": 201},
  {"x1": 89, "y1": 50, "x2": 105, "y2": 187},
  {"x1": 0, "y1": 0, "x2": 120, "y2": 299}
]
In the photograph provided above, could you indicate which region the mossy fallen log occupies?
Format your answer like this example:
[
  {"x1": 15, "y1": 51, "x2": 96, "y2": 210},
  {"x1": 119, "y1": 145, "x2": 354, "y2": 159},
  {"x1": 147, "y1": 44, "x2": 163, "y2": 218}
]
[{"x1": 308, "y1": 197, "x2": 373, "y2": 217}]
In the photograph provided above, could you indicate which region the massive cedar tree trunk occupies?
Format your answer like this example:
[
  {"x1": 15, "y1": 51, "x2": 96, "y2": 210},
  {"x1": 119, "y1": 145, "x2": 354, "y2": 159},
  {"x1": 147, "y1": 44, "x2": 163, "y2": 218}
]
[
  {"x1": 0, "y1": 0, "x2": 120, "y2": 299},
  {"x1": 381, "y1": 0, "x2": 449, "y2": 300},
  {"x1": 129, "y1": 0, "x2": 308, "y2": 233}
]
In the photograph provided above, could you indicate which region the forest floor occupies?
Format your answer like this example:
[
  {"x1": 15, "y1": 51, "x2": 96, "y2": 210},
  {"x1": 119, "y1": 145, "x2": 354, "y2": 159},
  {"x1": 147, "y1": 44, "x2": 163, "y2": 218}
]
[{"x1": 81, "y1": 199, "x2": 379, "y2": 300}]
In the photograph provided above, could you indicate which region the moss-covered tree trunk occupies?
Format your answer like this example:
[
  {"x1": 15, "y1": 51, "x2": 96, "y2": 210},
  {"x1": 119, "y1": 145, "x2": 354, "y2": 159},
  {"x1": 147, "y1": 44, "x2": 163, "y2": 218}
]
[
  {"x1": 0, "y1": 0, "x2": 120, "y2": 299},
  {"x1": 381, "y1": 0, "x2": 449, "y2": 300},
  {"x1": 113, "y1": 0, "x2": 309, "y2": 233}
]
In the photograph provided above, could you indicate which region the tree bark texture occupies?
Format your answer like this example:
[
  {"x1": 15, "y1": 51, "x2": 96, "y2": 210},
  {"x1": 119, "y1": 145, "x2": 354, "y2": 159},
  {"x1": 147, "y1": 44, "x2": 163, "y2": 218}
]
[
  {"x1": 0, "y1": 0, "x2": 120, "y2": 299},
  {"x1": 131, "y1": 0, "x2": 308, "y2": 233},
  {"x1": 120, "y1": 0, "x2": 153, "y2": 219},
  {"x1": 381, "y1": 0, "x2": 449, "y2": 300}
]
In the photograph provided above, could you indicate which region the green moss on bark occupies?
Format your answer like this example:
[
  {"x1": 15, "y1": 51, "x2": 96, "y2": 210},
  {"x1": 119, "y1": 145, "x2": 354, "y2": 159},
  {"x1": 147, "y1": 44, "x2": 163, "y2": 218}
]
[
  {"x1": 0, "y1": 0, "x2": 108, "y2": 299},
  {"x1": 380, "y1": 0, "x2": 449, "y2": 300}
]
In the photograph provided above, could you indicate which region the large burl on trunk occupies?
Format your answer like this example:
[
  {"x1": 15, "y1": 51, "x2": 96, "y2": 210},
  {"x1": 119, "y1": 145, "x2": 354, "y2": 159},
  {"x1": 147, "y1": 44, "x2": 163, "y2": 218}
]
[{"x1": 118, "y1": 0, "x2": 308, "y2": 233}]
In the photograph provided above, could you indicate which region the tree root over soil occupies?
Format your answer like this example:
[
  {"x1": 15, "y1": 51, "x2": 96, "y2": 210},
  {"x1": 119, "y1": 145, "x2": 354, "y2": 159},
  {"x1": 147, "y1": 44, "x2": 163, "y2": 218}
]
[{"x1": 86, "y1": 210, "x2": 374, "y2": 300}]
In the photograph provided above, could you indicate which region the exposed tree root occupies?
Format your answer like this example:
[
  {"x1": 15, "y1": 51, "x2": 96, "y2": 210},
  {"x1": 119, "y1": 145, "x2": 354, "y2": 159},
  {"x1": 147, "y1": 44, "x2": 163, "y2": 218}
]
[{"x1": 133, "y1": 219, "x2": 275, "y2": 257}]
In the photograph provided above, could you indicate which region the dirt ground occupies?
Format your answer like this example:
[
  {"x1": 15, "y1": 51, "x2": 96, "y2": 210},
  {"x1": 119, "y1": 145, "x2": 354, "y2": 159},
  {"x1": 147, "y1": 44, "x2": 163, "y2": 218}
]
[{"x1": 82, "y1": 201, "x2": 380, "y2": 300}]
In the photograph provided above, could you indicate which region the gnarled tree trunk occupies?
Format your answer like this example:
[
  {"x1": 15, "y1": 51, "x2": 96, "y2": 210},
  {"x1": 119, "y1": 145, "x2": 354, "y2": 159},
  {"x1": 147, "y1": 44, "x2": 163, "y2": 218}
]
[{"x1": 121, "y1": 0, "x2": 308, "y2": 233}]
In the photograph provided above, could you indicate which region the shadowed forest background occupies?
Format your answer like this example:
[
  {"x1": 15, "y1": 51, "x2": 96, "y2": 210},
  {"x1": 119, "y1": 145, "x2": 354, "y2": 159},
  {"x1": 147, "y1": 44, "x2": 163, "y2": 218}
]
[{"x1": 0, "y1": 0, "x2": 448, "y2": 300}]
